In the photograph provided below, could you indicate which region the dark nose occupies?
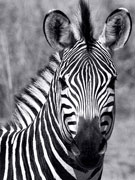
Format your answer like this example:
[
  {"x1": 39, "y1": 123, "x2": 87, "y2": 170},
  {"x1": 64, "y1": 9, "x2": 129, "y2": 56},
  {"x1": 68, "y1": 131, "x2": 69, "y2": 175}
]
[
  {"x1": 70, "y1": 116, "x2": 107, "y2": 169},
  {"x1": 76, "y1": 153, "x2": 103, "y2": 170},
  {"x1": 71, "y1": 139, "x2": 104, "y2": 170}
]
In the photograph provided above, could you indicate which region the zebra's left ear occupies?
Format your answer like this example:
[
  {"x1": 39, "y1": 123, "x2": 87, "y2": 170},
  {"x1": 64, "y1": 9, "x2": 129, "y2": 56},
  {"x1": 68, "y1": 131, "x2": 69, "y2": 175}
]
[
  {"x1": 43, "y1": 10, "x2": 77, "y2": 50},
  {"x1": 99, "y1": 8, "x2": 132, "y2": 50}
]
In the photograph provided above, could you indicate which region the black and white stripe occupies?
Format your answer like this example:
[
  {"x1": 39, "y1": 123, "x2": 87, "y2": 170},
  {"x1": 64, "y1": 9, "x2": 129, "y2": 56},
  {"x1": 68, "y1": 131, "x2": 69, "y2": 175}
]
[
  {"x1": 0, "y1": 0, "x2": 132, "y2": 179},
  {"x1": 13, "y1": 53, "x2": 61, "y2": 129},
  {"x1": 0, "y1": 38, "x2": 114, "y2": 180},
  {"x1": 57, "y1": 39, "x2": 117, "y2": 142}
]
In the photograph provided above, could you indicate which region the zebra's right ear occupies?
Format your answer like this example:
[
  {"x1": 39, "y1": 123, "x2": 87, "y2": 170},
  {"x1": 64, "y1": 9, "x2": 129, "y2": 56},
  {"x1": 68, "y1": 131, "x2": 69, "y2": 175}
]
[
  {"x1": 43, "y1": 10, "x2": 77, "y2": 50},
  {"x1": 99, "y1": 8, "x2": 132, "y2": 50}
]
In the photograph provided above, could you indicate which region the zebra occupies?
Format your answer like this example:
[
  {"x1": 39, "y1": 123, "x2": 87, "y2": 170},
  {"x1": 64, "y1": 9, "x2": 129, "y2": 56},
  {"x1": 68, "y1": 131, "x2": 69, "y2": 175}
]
[{"x1": 0, "y1": 0, "x2": 132, "y2": 179}]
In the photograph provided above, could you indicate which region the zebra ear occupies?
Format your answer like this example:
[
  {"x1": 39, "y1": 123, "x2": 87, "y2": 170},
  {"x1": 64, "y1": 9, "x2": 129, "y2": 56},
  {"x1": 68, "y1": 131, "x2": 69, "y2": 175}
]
[
  {"x1": 43, "y1": 10, "x2": 76, "y2": 50},
  {"x1": 99, "y1": 8, "x2": 132, "y2": 50}
]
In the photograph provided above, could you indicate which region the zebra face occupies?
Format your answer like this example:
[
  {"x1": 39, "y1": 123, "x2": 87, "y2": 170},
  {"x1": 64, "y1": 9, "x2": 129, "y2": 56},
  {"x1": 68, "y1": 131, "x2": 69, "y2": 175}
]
[
  {"x1": 43, "y1": 0, "x2": 132, "y2": 170},
  {"x1": 55, "y1": 40, "x2": 116, "y2": 169}
]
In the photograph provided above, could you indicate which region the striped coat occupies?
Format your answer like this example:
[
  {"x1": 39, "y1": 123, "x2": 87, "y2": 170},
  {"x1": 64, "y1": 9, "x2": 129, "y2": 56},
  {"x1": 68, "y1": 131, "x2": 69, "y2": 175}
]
[{"x1": 0, "y1": 0, "x2": 132, "y2": 179}]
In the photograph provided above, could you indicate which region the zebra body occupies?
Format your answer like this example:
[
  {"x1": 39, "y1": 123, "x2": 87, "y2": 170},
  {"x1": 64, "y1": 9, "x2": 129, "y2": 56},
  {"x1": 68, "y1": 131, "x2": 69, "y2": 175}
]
[{"x1": 0, "y1": 0, "x2": 132, "y2": 179}]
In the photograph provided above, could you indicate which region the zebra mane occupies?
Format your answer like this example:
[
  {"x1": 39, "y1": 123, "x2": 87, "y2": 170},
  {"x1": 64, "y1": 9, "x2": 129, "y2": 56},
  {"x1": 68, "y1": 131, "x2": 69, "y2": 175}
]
[
  {"x1": 13, "y1": 53, "x2": 61, "y2": 129},
  {"x1": 79, "y1": 0, "x2": 94, "y2": 47}
]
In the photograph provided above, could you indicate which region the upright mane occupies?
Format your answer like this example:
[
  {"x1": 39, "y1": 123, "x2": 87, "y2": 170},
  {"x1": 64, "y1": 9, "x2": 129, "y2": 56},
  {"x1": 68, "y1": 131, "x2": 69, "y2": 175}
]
[{"x1": 79, "y1": 0, "x2": 94, "y2": 47}]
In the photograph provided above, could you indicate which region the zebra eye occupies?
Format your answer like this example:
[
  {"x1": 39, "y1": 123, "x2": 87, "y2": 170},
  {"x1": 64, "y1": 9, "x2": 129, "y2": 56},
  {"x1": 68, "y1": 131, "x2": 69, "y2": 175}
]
[{"x1": 59, "y1": 77, "x2": 68, "y2": 90}]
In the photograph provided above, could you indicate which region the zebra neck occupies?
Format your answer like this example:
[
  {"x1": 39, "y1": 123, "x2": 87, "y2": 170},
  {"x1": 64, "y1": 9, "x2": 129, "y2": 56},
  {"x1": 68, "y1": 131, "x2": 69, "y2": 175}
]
[
  {"x1": 13, "y1": 53, "x2": 61, "y2": 129},
  {"x1": 29, "y1": 102, "x2": 91, "y2": 179}
]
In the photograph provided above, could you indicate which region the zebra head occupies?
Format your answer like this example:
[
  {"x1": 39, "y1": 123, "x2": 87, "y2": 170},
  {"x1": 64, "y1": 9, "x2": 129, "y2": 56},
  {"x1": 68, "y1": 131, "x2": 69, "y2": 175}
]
[{"x1": 43, "y1": 0, "x2": 132, "y2": 170}]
